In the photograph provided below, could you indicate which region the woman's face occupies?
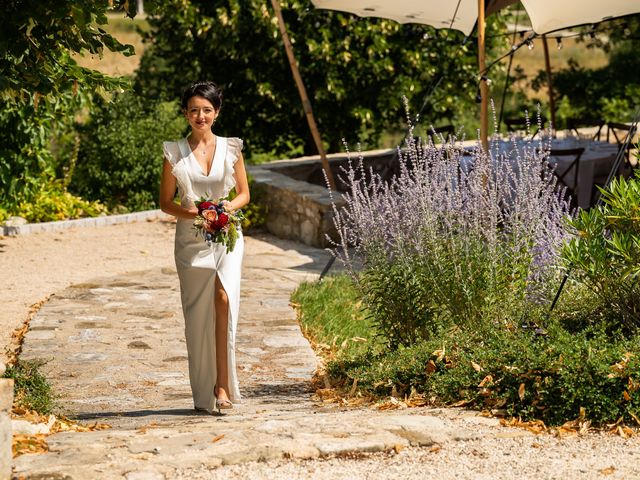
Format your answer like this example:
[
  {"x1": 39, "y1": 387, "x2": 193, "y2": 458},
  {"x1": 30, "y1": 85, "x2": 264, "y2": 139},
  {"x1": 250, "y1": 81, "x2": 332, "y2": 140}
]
[{"x1": 184, "y1": 95, "x2": 218, "y2": 132}]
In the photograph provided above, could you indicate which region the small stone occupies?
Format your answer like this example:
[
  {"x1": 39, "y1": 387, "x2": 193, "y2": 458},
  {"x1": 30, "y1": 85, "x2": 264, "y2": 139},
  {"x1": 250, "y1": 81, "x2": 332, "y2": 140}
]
[{"x1": 12, "y1": 416, "x2": 55, "y2": 435}]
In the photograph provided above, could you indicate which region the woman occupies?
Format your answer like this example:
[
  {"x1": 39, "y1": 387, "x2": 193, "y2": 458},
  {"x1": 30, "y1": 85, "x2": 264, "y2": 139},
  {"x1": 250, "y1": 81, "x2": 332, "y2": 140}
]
[{"x1": 159, "y1": 81, "x2": 250, "y2": 413}]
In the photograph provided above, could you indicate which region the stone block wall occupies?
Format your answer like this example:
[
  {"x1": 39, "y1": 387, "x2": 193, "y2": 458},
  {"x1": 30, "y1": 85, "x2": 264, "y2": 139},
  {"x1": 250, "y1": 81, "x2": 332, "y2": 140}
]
[
  {"x1": 0, "y1": 378, "x2": 13, "y2": 480},
  {"x1": 249, "y1": 167, "x2": 337, "y2": 248},
  {"x1": 248, "y1": 149, "x2": 395, "y2": 248}
]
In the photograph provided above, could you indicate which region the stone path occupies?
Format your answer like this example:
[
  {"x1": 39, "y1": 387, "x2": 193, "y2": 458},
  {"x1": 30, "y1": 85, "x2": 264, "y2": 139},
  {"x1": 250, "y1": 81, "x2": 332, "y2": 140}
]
[{"x1": 11, "y1": 233, "x2": 640, "y2": 480}]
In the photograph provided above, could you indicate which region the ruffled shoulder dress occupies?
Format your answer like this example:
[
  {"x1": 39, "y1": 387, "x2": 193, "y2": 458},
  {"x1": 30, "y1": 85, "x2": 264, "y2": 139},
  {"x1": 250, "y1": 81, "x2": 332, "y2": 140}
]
[{"x1": 162, "y1": 136, "x2": 244, "y2": 410}]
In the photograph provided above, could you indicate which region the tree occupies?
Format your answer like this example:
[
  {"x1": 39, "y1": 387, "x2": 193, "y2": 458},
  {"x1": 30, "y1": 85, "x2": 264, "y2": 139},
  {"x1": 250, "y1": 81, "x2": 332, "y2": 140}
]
[
  {"x1": 529, "y1": 14, "x2": 640, "y2": 125},
  {"x1": 0, "y1": 1, "x2": 144, "y2": 220},
  {"x1": 0, "y1": 0, "x2": 139, "y2": 103},
  {"x1": 135, "y1": 0, "x2": 507, "y2": 159}
]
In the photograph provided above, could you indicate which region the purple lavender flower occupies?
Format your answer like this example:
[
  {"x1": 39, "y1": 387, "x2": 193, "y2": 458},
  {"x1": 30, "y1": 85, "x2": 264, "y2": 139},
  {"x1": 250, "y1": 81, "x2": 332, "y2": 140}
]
[{"x1": 328, "y1": 108, "x2": 573, "y2": 337}]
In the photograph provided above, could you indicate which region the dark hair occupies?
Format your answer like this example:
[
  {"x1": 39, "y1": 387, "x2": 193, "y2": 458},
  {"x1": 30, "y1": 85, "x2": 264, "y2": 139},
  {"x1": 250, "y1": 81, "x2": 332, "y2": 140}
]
[{"x1": 180, "y1": 81, "x2": 223, "y2": 110}]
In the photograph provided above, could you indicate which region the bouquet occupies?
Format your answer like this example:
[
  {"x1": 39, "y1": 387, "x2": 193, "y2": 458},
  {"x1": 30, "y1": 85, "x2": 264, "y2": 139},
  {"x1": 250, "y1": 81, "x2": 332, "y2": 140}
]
[{"x1": 193, "y1": 197, "x2": 244, "y2": 253}]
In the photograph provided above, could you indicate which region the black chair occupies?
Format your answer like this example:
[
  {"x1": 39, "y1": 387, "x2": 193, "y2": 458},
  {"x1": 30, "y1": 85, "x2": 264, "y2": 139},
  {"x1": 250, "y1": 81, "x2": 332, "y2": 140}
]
[
  {"x1": 548, "y1": 147, "x2": 585, "y2": 208},
  {"x1": 591, "y1": 142, "x2": 639, "y2": 205},
  {"x1": 606, "y1": 122, "x2": 638, "y2": 175},
  {"x1": 567, "y1": 117, "x2": 605, "y2": 141},
  {"x1": 606, "y1": 122, "x2": 637, "y2": 146},
  {"x1": 505, "y1": 115, "x2": 546, "y2": 139}
]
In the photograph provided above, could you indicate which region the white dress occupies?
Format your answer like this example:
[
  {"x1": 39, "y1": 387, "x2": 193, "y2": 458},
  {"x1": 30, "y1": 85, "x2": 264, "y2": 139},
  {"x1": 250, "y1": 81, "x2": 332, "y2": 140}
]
[{"x1": 162, "y1": 136, "x2": 244, "y2": 410}]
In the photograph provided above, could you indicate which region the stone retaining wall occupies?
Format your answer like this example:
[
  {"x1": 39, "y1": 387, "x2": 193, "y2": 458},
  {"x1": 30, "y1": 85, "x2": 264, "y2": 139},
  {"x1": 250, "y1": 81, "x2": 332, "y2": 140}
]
[
  {"x1": 1, "y1": 209, "x2": 166, "y2": 236},
  {"x1": 248, "y1": 148, "x2": 395, "y2": 248}
]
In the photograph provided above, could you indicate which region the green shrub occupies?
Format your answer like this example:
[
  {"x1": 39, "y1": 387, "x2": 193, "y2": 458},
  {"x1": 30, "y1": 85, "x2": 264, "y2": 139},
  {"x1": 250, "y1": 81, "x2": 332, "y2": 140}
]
[
  {"x1": 4, "y1": 360, "x2": 57, "y2": 415},
  {"x1": 359, "y1": 258, "x2": 438, "y2": 349},
  {"x1": 332, "y1": 132, "x2": 569, "y2": 349},
  {"x1": 327, "y1": 321, "x2": 640, "y2": 426},
  {"x1": 15, "y1": 179, "x2": 107, "y2": 223},
  {"x1": 296, "y1": 275, "x2": 640, "y2": 426},
  {"x1": 71, "y1": 92, "x2": 185, "y2": 212},
  {"x1": 562, "y1": 170, "x2": 640, "y2": 332}
]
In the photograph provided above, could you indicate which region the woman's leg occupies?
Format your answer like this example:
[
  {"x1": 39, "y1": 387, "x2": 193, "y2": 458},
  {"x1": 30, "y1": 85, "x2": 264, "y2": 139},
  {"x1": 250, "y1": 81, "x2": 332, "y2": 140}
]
[{"x1": 214, "y1": 274, "x2": 231, "y2": 403}]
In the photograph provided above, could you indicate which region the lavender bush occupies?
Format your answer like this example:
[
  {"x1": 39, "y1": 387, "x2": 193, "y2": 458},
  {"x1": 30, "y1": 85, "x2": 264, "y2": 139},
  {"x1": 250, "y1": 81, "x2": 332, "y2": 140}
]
[{"x1": 330, "y1": 113, "x2": 573, "y2": 348}]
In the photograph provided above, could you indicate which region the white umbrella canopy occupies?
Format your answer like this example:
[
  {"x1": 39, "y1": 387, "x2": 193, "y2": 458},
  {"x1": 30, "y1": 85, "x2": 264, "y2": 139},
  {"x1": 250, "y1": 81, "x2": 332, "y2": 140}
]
[
  {"x1": 311, "y1": 0, "x2": 640, "y2": 35},
  {"x1": 310, "y1": 0, "x2": 480, "y2": 35}
]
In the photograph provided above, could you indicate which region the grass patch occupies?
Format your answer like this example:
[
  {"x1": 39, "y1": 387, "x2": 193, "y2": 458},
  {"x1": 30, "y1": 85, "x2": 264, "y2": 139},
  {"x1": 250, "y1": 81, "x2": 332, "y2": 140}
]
[
  {"x1": 294, "y1": 276, "x2": 640, "y2": 426},
  {"x1": 291, "y1": 274, "x2": 373, "y2": 358},
  {"x1": 3, "y1": 360, "x2": 57, "y2": 415}
]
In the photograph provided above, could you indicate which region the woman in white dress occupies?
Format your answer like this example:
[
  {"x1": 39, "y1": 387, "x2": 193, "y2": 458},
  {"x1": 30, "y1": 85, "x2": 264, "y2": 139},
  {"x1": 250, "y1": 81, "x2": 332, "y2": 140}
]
[{"x1": 159, "y1": 81, "x2": 250, "y2": 413}]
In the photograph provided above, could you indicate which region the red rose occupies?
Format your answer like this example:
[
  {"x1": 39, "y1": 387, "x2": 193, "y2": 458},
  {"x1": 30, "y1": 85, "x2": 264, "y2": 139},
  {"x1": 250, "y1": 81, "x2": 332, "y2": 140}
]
[
  {"x1": 198, "y1": 201, "x2": 214, "y2": 214},
  {"x1": 213, "y1": 213, "x2": 229, "y2": 230}
]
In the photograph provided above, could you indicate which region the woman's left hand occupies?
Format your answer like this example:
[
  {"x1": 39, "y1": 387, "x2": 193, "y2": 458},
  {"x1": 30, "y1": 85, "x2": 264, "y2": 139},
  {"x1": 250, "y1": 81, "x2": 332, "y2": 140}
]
[{"x1": 222, "y1": 200, "x2": 234, "y2": 213}]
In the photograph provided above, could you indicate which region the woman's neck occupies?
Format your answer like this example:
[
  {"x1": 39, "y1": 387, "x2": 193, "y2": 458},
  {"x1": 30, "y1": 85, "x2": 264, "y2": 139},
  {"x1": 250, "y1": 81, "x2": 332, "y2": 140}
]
[{"x1": 188, "y1": 131, "x2": 215, "y2": 144}]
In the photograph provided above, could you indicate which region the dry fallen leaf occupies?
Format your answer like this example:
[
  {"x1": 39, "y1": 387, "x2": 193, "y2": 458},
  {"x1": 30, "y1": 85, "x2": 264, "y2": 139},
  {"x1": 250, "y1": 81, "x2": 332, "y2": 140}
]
[
  {"x1": 425, "y1": 360, "x2": 437, "y2": 375},
  {"x1": 471, "y1": 361, "x2": 483, "y2": 372},
  {"x1": 518, "y1": 383, "x2": 526, "y2": 401},
  {"x1": 13, "y1": 434, "x2": 48, "y2": 457},
  {"x1": 501, "y1": 418, "x2": 547, "y2": 434},
  {"x1": 211, "y1": 434, "x2": 225, "y2": 443},
  {"x1": 478, "y1": 375, "x2": 493, "y2": 388},
  {"x1": 432, "y1": 345, "x2": 445, "y2": 362}
]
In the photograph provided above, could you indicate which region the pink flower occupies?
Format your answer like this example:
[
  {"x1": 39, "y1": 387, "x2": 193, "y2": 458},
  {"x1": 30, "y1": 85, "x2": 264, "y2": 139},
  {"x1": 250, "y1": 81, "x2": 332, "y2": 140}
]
[{"x1": 202, "y1": 209, "x2": 218, "y2": 232}]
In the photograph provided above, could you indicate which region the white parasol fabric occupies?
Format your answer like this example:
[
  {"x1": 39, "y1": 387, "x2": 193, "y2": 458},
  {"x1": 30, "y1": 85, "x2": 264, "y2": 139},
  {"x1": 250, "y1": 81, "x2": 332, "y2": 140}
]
[
  {"x1": 310, "y1": 0, "x2": 479, "y2": 35},
  {"x1": 311, "y1": 0, "x2": 640, "y2": 35},
  {"x1": 521, "y1": 0, "x2": 640, "y2": 35}
]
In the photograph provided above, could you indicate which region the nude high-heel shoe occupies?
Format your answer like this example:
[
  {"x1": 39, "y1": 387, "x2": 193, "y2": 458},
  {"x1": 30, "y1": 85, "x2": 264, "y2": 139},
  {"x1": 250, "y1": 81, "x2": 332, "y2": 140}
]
[{"x1": 214, "y1": 385, "x2": 233, "y2": 413}]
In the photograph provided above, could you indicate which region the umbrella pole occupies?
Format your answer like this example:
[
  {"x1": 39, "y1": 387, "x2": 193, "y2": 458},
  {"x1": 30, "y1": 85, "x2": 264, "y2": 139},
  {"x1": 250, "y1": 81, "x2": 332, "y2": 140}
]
[
  {"x1": 478, "y1": 0, "x2": 489, "y2": 151},
  {"x1": 270, "y1": 0, "x2": 336, "y2": 189},
  {"x1": 542, "y1": 35, "x2": 557, "y2": 136}
]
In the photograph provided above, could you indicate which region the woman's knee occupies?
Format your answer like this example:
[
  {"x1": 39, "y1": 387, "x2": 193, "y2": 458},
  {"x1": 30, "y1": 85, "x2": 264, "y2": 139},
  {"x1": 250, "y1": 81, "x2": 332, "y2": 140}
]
[{"x1": 214, "y1": 287, "x2": 229, "y2": 305}]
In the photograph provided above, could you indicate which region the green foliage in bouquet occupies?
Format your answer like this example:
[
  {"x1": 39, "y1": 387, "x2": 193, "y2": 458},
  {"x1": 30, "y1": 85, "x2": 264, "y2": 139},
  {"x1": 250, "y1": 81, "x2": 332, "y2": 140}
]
[{"x1": 562, "y1": 170, "x2": 640, "y2": 332}]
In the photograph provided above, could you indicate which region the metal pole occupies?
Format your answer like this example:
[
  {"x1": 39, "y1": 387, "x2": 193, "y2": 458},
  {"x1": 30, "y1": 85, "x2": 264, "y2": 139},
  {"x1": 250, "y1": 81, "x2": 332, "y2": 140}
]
[
  {"x1": 542, "y1": 35, "x2": 557, "y2": 135},
  {"x1": 478, "y1": 0, "x2": 489, "y2": 151},
  {"x1": 270, "y1": 0, "x2": 336, "y2": 190}
]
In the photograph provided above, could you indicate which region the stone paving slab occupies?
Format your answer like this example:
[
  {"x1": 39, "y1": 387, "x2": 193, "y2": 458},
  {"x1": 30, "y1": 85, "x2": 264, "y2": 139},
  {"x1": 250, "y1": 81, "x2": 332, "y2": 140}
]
[{"x1": 13, "y1": 235, "x2": 501, "y2": 479}]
